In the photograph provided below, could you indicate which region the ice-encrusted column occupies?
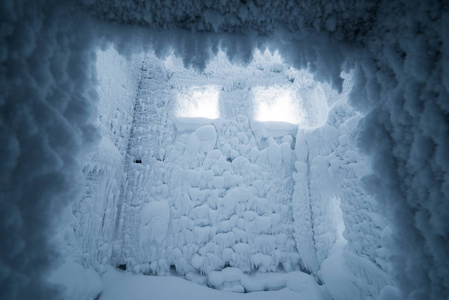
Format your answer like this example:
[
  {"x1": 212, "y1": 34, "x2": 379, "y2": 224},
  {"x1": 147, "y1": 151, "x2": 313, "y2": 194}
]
[
  {"x1": 111, "y1": 54, "x2": 177, "y2": 267},
  {"x1": 292, "y1": 95, "x2": 393, "y2": 298},
  {"x1": 69, "y1": 48, "x2": 143, "y2": 270}
]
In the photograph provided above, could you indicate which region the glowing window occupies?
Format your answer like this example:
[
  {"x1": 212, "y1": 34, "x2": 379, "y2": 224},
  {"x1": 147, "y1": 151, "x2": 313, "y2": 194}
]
[
  {"x1": 176, "y1": 85, "x2": 220, "y2": 119},
  {"x1": 253, "y1": 86, "x2": 303, "y2": 124}
]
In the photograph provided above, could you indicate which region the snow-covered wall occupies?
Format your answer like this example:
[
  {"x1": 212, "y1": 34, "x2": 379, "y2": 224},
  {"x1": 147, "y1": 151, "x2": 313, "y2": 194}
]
[
  {"x1": 0, "y1": 1, "x2": 101, "y2": 299},
  {"x1": 289, "y1": 68, "x2": 396, "y2": 299},
  {"x1": 96, "y1": 48, "x2": 143, "y2": 158},
  {"x1": 67, "y1": 48, "x2": 143, "y2": 270},
  {"x1": 293, "y1": 87, "x2": 393, "y2": 298},
  {"x1": 86, "y1": 50, "x2": 393, "y2": 299},
  {"x1": 2, "y1": 0, "x2": 447, "y2": 299},
  {"x1": 352, "y1": 2, "x2": 449, "y2": 298},
  {"x1": 109, "y1": 53, "x2": 336, "y2": 286}
]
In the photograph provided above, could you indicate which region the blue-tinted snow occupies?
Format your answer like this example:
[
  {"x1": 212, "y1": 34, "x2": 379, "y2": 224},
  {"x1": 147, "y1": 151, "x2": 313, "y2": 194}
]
[{"x1": 1, "y1": 0, "x2": 447, "y2": 299}]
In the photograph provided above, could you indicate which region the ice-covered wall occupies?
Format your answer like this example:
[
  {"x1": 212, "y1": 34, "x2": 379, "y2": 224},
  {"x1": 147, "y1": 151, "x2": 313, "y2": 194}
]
[
  {"x1": 118, "y1": 118, "x2": 300, "y2": 277},
  {"x1": 293, "y1": 81, "x2": 394, "y2": 298},
  {"x1": 0, "y1": 1, "x2": 100, "y2": 299},
  {"x1": 92, "y1": 50, "x2": 393, "y2": 299},
  {"x1": 67, "y1": 48, "x2": 143, "y2": 270},
  {"x1": 2, "y1": 0, "x2": 447, "y2": 299},
  {"x1": 109, "y1": 53, "x2": 337, "y2": 288},
  {"x1": 96, "y1": 48, "x2": 143, "y2": 157},
  {"x1": 352, "y1": 2, "x2": 449, "y2": 298},
  {"x1": 90, "y1": 50, "x2": 394, "y2": 299}
]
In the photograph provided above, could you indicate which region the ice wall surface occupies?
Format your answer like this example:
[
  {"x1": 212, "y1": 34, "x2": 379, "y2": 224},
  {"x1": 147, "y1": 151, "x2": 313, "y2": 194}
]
[
  {"x1": 116, "y1": 53, "x2": 303, "y2": 278},
  {"x1": 64, "y1": 48, "x2": 392, "y2": 299},
  {"x1": 1, "y1": 0, "x2": 447, "y2": 299}
]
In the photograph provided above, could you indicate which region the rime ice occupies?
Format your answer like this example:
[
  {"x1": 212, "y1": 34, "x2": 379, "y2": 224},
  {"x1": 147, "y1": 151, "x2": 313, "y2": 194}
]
[{"x1": 2, "y1": 1, "x2": 447, "y2": 300}]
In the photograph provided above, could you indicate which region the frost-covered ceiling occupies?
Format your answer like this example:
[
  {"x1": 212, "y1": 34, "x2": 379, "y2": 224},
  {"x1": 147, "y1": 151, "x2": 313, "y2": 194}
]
[{"x1": 81, "y1": 0, "x2": 377, "y2": 42}]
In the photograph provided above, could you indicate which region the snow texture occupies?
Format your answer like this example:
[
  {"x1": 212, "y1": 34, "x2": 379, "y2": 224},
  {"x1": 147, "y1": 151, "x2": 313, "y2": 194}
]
[
  {"x1": 67, "y1": 47, "x2": 143, "y2": 271},
  {"x1": 110, "y1": 52, "x2": 321, "y2": 279},
  {"x1": 86, "y1": 50, "x2": 391, "y2": 299},
  {"x1": 100, "y1": 267, "x2": 328, "y2": 300},
  {"x1": 1, "y1": 0, "x2": 448, "y2": 299},
  {"x1": 1, "y1": 1, "x2": 100, "y2": 299},
  {"x1": 47, "y1": 260, "x2": 102, "y2": 300}
]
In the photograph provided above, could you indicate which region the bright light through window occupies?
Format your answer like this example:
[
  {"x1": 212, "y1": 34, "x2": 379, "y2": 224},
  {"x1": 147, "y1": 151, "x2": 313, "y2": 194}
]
[
  {"x1": 176, "y1": 85, "x2": 220, "y2": 119},
  {"x1": 253, "y1": 86, "x2": 303, "y2": 124}
]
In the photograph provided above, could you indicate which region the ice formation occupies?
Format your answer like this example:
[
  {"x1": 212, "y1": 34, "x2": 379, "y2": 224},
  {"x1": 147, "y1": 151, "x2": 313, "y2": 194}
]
[{"x1": 1, "y1": 0, "x2": 447, "y2": 300}]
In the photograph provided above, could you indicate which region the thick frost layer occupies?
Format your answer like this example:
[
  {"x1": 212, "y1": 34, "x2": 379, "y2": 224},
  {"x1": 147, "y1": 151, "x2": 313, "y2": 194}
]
[
  {"x1": 291, "y1": 73, "x2": 393, "y2": 298},
  {"x1": 2, "y1": 0, "x2": 448, "y2": 299},
  {"x1": 67, "y1": 48, "x2": 143, "y2": 271},
  {"x1": 354, "y1": 2, "x2": 449, "y2": 298},
  {"x1": 0, "y1": 1, "x2": 100, "y2": 299},
  {"x1": 81, "y1": 49, "x2": 393, "y2": 299},
  {"x1": 110, "y1": 53, "x2": 327, "y2": 280}
]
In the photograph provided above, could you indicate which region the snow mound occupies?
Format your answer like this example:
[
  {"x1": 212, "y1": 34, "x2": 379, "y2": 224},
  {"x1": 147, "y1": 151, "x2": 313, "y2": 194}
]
[
  {"x1": 47, "y1": 261, "x2": 102, "y2": 300},
  {"x1": 100, "y1": 267, "x2": 327, "y2": 300}
]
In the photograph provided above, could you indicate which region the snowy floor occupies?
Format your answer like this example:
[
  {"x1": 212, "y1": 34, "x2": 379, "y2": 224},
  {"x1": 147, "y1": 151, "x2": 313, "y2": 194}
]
[{"x1": 99, "y1": 267, "x2": 329, "y2": 300}]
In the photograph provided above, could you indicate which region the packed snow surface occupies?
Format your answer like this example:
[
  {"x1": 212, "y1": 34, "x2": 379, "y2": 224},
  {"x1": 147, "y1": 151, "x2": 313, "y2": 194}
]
[
  {"x1": 47, "y1": 261, "x2": 102, "y2": 300},
  {"x1": 100, "y1": 267, "x2": 327, "y2": 300}
]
